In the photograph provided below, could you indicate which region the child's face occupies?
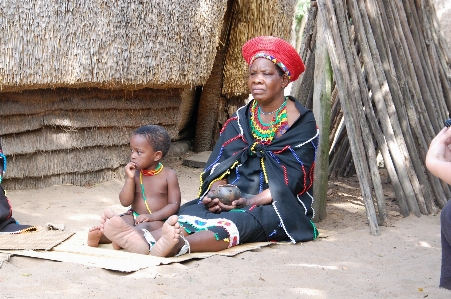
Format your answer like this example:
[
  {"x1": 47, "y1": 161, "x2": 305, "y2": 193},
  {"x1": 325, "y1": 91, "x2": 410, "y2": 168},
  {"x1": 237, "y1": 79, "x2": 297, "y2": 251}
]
[{"x1": 129, "y1": 134, "x2": 159, "y2": 170}]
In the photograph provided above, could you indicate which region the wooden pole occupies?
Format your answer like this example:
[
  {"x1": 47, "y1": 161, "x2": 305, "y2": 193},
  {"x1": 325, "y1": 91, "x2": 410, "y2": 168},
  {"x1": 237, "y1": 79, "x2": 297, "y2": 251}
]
[{"x1": 312, "y1": 14, "x2": 332, "y2": 222}]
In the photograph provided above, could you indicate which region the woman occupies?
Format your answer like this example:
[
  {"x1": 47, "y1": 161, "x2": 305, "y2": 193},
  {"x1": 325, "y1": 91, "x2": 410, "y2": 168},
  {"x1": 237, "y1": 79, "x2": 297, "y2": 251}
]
[
  {"x1": 100, "y1": 36, "x2": 319, "y2": 257},
  {"x1": 425, "y1": 125, "x2": 451, "y2": 290}
]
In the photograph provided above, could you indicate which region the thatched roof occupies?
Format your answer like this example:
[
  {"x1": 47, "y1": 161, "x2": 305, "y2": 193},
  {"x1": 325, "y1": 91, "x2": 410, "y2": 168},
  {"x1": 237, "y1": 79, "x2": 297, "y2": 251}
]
[
  {"x1": 0, "y1": 0, "x2": 228, "y2": 91},
  {"x1": 0, "y1": 87, "x2": 188, "y2": 189},
  {"x1": 222, "y1": 0, "x2": 296, "y2": 96}
]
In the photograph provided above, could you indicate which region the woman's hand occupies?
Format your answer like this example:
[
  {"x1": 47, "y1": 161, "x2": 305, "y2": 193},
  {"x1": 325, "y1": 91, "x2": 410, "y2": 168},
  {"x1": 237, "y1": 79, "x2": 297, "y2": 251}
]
[
  {"x1": 203, "y1": 190, "x2": 271, "y2": 213},
  {"x1": 427, "y1": 127, "x2": 451, "y2": 162},
  {"x1": 202, "y1": 196, "x2": 251, "y2": 213},
  {"x1": 202, "y1": 180, "x2": 228, "y2": 213},
  {"x1": 202, "y1": 195, "x2": 222, "y2": 213},
  {"x1": 202, "y1": 193, "x2": 244, "y2": 213},
  {"x1": 426, "y1": 127, "x2": 451, "y2": 185},
  {"x1": 231, "y1": 197, "x2": 250, "y2": 209}
]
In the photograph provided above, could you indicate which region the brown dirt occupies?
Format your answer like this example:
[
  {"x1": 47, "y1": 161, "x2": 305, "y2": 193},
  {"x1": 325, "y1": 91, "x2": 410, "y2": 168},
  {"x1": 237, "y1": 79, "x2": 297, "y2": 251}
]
[{"x1": 0, "y1": 155, "x2": 448, "y2": 298}]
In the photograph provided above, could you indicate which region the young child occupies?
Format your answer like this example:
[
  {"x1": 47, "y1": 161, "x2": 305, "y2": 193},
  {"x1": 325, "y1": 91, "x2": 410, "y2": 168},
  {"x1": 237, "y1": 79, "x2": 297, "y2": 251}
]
[{"x1": 88, "y1": 125, "x2": 181, "y2": 248}]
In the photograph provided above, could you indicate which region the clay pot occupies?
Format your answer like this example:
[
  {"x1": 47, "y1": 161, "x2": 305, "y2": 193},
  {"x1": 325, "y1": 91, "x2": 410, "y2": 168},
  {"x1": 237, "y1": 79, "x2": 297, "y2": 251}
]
[{"x1": 210, "y1": 184, "x2": 241, "y2": 205}]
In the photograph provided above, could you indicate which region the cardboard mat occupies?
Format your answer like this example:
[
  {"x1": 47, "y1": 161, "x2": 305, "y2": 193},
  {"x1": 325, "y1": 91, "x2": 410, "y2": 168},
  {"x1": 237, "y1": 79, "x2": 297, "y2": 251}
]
[
  {"x1": 0, "y1": 252, "x2": 9, "y2": 267},
  {"x1": 0, "y1": 228, "x2": 332, "y2": 272},
  {"x1": 0, "y1": 227, "x2": 75, "y2": 250}
]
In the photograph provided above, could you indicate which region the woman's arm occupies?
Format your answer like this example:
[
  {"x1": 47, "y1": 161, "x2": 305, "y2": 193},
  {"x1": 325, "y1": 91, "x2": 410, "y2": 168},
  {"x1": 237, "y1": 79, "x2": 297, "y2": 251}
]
[
  {"x1": 246, "y1": 188, "x2": 272, "y2": 206},
  {"x1": 215, "y1": 188, "x2": 273, "y2": 212}
]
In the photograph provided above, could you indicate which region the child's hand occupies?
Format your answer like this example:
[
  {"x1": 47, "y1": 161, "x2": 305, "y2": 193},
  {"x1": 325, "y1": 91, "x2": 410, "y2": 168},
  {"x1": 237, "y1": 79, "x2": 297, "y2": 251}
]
[
  {"x1": 135, "y1": 214, "x2": 152, "y2": 224},
  {"x1": 124, "y1": 162, "x2": 137, "y2": 179}
]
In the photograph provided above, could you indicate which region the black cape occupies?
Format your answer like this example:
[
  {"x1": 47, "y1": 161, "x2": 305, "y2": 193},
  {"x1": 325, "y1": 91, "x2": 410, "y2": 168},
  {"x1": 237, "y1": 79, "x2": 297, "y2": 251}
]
[{"x1": 194, "y1": 96, "x2": 319, "y2": 243}]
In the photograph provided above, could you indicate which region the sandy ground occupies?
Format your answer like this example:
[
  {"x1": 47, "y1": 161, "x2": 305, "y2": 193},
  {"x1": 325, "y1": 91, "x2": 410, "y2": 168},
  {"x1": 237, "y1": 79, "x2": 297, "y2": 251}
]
[{"x1": 0, "y1": 157, "x2": 450, "y2": 299}]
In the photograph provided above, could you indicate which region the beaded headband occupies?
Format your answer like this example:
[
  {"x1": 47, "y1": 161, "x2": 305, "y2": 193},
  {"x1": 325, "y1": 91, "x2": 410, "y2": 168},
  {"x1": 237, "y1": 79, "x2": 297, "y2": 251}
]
[{"x1": 250, "y1": 53, "x2": 291, "y2": 81}]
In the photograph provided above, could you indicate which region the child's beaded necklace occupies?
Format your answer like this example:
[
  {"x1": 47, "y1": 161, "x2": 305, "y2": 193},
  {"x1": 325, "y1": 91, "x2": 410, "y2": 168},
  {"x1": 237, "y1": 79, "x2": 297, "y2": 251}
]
[
  {"x1": 139, "y1": 162, "x2": 164, "y2": 214},
  {"x1": 250, "y1": 98, "x2": 288, "y2": 144}
]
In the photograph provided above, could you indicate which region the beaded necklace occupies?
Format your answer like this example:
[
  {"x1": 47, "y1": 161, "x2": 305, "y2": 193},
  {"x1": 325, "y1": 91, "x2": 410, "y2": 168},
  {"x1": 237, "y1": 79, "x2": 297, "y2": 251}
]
[
  {"x1": 250, "y1": 98, "x2": 288, "y2": 144},
  {"x1": 258, "y1": 105, "x2": 282, "y2": 115},
  {"x1": 141, "y1": 162, "x2": 163, "y2": 176},
  {"x1": 139, "y1": 162, "x2": 164, "y2": 214}
]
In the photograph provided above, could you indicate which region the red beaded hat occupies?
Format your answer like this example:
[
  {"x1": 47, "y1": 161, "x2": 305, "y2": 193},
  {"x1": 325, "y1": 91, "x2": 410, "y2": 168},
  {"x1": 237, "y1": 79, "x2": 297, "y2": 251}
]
[{"x1": 242, "y1": 36, "x2": 305, "y2": 82}]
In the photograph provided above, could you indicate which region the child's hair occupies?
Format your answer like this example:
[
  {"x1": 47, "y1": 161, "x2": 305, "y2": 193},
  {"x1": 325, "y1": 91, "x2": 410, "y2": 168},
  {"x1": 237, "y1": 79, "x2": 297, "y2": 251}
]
[{"x1": 134, "y1": 125, "x2": 171, "y2": 157}]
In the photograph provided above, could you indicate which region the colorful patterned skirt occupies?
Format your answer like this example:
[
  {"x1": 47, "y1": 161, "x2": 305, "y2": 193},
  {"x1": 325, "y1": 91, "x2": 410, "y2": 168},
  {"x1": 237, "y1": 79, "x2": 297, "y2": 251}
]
[{"x1": 177, "y1": 200, "x2": 289, "y2": 248}]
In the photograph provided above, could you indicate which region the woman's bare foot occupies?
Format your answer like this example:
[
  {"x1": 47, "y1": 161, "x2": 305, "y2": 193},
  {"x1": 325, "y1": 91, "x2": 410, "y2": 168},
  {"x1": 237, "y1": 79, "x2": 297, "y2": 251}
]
[
  {"x1": 87, "y1": 226, "x2": 102, "y2": 247},
  {"x1": 151, "y1": 215, "x2": 184, "y2": 257},
  {"x1": 100, "y1": 208, "x2": 150, "y2": 254}
]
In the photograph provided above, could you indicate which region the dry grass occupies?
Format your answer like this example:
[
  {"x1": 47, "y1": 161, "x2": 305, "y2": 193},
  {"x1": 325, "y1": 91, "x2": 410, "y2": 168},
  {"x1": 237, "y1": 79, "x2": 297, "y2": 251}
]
[
  {"x1": 222, "y1": 0, "x2": 296, "y2": 96},
  {"x1": 0, "y1": 0, "x2": 228, "y2": 91}
]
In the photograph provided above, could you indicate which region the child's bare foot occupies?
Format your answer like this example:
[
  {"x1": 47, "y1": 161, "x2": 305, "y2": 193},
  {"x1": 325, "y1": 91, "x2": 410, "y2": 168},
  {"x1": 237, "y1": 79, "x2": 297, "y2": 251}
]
[
  {"x1": 87, "y1": 226, "x2": 102, "y2": 247},
  {"x1": 100, "y1": 208, "x2": 150, "y2": 254},
  {"x1": 112, "y1": 242, "x2": 121, "y2": 250},
  {"x1": 151, "y1": 215, "x2": 184, "y2": 257}
]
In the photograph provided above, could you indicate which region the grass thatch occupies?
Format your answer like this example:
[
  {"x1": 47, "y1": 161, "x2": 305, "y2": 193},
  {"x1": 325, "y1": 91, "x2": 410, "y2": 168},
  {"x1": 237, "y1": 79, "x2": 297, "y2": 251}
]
[
  {"x1": 0, "y1": 87, "x2": 192, "y2": 189},
  {"x1": 0, "y1": 88, "x2": 183, "y2": 135},
  {"x1": 3, "y1": 127, "x2": 134, "y2": 155},
  {"x1": 0, "y1": 88, "x2": 183, "y2": 116},
  {"x1": 2, "y1": 168, "x2": 125, "y2": 190},
  {"x1": 1, "y1": 141, "x2": 189, "y2": 190},
  {"x1": 0, "y1": 0, "x2": 228, "y2": 91},
  {"x1": 3, "y1": 125, "x2": 180, "y2": 155},
  {"x1": 6, "y1": 146, "x2": 128, "y2": 178},
  {"x1": 222, "y1": 0, "x2": 297, "y2": 96}
]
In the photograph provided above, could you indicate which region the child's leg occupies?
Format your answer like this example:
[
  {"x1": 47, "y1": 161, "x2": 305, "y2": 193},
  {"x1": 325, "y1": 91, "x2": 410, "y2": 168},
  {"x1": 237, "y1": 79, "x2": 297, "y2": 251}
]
[
  {"x1": 151, "y1": 216, "x2": 229, "y2": 257},
  {"x1": 110, "y1": 214, "x2": 134, "y2": 250},
  {"x1": 136, "y1": 220, "x2": 164, "y2": 232},
  {"x1": 100, "y1": 209, "x2": 151, "y2": 254},
  {"x1": 121, "y1": 214, "x2": 135, "y2": 226},
  {"x1": 100, "y1": 209, "x2": 229, "y2": 256},
  {"x1": 87, "y1": 214, "x2": 135, "y2": 248},
  {"x1": 87, "y1": 226, "x2": 111, "y2": 247}
]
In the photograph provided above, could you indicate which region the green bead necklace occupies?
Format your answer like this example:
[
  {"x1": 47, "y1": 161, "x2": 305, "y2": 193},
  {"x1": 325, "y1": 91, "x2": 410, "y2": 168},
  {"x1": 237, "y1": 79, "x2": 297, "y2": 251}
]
[{"x1": 250, "y1": 98, "x2": 288, "y2": 144}]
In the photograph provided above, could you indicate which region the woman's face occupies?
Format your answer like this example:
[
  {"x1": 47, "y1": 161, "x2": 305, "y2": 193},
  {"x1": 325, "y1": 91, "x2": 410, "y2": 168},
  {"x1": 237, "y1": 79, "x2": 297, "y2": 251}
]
[{"x1": 247, "y1": 58, "x2": 287, "y2": 104}]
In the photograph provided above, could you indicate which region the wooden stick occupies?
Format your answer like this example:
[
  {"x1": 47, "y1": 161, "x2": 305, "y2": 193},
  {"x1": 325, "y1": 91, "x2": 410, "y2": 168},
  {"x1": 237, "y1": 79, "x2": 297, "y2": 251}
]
[
  {"x1": 358, "y1": 0, "x2": 410, "y2": 216},
  {"x1": 384, "y1": 0, "x2": 447, "y2": 208},
  {"x1": 318, "y1": 0, "x2": 380, "y2": 235},
  {"x1": 392, "y1": 0, "x2": 440, "y2": 132},
  {"x1": 348, "y1": 0, "x2": 422, "y2": 216},
  {"x1": 354, "y1": 0, "x2": 434, "y2": 215}
]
